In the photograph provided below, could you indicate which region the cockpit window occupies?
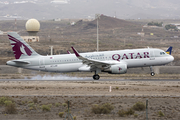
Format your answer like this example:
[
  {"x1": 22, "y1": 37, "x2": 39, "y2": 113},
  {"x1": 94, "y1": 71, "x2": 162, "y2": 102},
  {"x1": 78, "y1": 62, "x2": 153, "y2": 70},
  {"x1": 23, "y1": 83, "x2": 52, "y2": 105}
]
[{"x1": 160, "y1": 52, "x2": 166, "y2": 55}]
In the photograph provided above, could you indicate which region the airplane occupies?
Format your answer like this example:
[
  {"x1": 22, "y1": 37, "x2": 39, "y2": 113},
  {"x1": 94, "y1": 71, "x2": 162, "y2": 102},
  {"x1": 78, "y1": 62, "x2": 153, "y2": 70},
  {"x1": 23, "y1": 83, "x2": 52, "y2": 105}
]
[{"x1": 6, "y1": 32, "x2": 174, "y2": 80}]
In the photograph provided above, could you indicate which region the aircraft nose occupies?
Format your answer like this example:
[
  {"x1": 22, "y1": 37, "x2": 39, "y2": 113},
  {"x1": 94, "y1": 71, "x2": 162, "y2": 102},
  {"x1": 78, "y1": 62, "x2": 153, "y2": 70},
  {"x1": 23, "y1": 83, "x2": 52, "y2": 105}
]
[{"x1": 169, "y1": 55, "x2": 174, "y2": 62}]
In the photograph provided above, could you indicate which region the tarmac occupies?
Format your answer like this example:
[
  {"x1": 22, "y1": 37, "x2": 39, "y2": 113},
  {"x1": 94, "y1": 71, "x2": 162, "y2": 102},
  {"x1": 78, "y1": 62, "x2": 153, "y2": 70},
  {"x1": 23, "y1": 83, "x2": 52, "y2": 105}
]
[{"x1": 0, "y1": 78, "x2": 180, "y2": 81}]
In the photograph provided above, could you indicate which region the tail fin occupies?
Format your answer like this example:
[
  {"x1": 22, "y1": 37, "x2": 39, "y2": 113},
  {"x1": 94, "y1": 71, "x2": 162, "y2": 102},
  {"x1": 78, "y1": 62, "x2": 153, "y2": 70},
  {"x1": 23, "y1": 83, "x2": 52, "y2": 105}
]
[
  {"x1": 7, "y1": 32, "x2": 40, "y2": 59},
  {"x1": 166, "y1": 46, "x2": 173, "y2": 55}
]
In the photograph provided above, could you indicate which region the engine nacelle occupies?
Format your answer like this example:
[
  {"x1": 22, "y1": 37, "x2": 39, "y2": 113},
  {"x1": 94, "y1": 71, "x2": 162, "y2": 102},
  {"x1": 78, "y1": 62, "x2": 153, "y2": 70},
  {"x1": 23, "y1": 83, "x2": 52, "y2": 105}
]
[{"x1": 109, "y1": 64, "x2": 127, "y2": 74}]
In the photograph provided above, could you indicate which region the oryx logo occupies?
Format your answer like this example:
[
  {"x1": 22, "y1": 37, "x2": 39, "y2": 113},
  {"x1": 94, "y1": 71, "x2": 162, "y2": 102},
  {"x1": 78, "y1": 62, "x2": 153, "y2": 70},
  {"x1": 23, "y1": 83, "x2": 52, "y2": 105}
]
[{"x1": 8, "y1": 35, "x2": 32, "y2": 59}]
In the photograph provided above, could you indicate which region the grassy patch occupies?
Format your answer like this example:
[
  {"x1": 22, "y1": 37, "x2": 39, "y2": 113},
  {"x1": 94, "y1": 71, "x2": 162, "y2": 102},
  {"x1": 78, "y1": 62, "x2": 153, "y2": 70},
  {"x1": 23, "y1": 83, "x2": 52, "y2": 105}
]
[
  {"x1": 62, "y1": 103, "x2": 67, "y2": 107},
  {"x1": 117, "y1": 109, "x2": 126, "y2": 117},
  {"x1": 125, "y1": 108, "x2": 135, "y2": 115},
  {"x1": 5, "y1": 103, "x2": 17, "y2": 114},
  {"x1": 4, "y1": 100, "x2": 13, "y2": 106},
  {"x1": 55, "y1": 103, "x2": 60, "y2": 107},
  {"x1": 134, "y1": 113, "x2": 138, "y2": 118},
  {"x1": 0, "y1": 97, "x2": 17, "y2": 114},
  {"x1": 158, "y1": 111, "x2": 164, "y2": 117},
  {"x1": 59, "y1": 112, "x2": 64, "y2": 118},
  {"x1": 0, "y1": 97, "x2": 11, "y2": 105},
  {"x1": 73, "y1": 116, "x2": 77, "y2": 120},
  {"x1": 117, "y1": 108, "x2": 135, "y2": 117},
  {"x1": 41, "y1": 104, "x2": 52, "y2": 112},
  {"x1": 91, "y1": 103, "x2": 114, "y2": 114},
  {"x1": 132, "y1": 101, "x2": 145, "y2": 111}
]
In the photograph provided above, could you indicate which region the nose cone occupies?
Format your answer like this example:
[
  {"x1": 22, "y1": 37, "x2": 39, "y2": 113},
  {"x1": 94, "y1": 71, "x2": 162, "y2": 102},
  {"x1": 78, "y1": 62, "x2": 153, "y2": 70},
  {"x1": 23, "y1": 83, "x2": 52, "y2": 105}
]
[
  {"x1": 170, "y1": 55, "x2": 174, "y2": 62},
  {"x1": 168, "y1": 55, "x2": 174, "y2": 62}
]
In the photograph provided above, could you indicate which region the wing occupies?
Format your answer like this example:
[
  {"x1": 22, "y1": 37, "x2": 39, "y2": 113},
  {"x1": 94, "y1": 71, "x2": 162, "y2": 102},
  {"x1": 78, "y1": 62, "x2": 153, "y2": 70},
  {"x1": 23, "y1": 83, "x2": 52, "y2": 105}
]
[{"x1": 71, "y1": 47, "x2": 120, "y2": 71}]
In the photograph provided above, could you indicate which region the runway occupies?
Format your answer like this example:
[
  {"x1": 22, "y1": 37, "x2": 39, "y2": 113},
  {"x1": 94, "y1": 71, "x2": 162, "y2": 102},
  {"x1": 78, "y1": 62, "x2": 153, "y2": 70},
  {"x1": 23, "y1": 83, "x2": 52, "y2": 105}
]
[{"x1": 0, "y1": 78, "x2": 180, "y2": 81}]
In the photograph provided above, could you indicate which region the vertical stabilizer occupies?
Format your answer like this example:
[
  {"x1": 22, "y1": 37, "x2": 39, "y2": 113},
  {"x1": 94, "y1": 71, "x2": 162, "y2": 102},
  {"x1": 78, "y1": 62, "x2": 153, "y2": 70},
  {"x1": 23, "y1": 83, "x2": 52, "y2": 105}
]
[
  {"x1": 166, "y1": 46, "x2": 173, "y2": 55},
  {"x1": 7, "y1": 32, "x2": 40, "y2": 59}
]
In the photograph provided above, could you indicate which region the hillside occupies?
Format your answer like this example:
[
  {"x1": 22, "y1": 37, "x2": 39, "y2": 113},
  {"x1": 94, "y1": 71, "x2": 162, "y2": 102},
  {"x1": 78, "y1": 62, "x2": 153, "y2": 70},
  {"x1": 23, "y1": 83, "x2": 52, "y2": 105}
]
[
  {"x1": 1, "y1": 0, "x2": 180, "y2": 19},
  {"x1": 71, "y1": 15, "x2": 138, "y2": 30}
]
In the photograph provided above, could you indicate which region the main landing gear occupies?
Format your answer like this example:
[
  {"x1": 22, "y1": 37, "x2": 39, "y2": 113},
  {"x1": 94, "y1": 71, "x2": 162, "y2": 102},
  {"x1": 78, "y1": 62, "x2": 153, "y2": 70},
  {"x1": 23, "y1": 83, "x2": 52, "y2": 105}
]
[
  {"x1": 150, "y1": 66, "x2": 155, "y2": 76},
  {"x1": 93, "y1": 68, "x2": 101, "y2": 80}
]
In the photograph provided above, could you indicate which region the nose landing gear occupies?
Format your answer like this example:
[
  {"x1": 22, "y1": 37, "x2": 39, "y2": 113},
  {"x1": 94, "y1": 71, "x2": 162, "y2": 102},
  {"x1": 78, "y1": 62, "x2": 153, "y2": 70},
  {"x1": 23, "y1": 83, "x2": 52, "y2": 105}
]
[{"x1": 150, "y1": 66, "x2": 155, "y2": 76}]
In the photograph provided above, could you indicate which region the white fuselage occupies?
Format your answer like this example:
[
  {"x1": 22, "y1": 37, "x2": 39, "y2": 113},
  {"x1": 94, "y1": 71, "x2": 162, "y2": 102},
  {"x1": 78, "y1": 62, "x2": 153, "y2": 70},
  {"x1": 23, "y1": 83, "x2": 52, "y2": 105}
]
[{"x1": 7, "y1": 48, "x2": 174, "y2": 73}]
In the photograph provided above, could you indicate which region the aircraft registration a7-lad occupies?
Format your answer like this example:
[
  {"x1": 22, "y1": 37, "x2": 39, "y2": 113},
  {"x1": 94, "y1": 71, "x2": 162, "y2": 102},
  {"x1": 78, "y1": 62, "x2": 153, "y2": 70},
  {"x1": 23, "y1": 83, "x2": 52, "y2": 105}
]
[{"x1": 6, "y1": 32, "x2": 174, "y2": 80}]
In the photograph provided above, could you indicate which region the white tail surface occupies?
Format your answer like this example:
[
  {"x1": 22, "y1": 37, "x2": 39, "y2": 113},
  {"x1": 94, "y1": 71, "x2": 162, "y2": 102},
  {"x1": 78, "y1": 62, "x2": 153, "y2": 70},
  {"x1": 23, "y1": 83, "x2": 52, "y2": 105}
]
[{"x1": 7, "y1": 32, "x2": 40, "y2": 59}]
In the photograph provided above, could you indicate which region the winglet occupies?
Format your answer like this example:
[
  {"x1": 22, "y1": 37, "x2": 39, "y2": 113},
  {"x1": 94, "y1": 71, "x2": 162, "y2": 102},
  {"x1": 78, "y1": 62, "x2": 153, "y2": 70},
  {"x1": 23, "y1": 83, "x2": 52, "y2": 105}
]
[
  {"x1": 67, "y1": 51, "x2": 71, "y2": 54},
  {"x1": 166, "y1": 46, "x2": 173, "y2": 55},
  {"x1": 71, "y1": 47, "x2": 80, "y2": 57}
]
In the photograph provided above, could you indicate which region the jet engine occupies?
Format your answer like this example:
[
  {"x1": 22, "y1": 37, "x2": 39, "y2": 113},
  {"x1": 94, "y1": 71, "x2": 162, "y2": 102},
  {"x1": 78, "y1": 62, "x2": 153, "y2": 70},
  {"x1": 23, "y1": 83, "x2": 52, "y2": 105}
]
[{"x1": 108, "y1": 64, "x2": 127, "y2": 74}]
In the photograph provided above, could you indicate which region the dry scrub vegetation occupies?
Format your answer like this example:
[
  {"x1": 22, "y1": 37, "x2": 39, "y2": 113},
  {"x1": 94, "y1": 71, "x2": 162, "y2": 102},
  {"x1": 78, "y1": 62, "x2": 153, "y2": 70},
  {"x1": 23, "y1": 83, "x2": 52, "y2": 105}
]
[{"x1": 0, "y1": 81, "x2": 179, "y2": 119}]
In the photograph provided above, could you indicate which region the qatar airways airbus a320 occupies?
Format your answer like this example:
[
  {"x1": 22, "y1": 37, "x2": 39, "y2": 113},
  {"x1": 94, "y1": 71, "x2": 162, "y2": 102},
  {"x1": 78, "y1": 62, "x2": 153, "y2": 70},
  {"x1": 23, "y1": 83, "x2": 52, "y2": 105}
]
[{"x1": 6, "y1": 32, "x2": 174, "y2": 80}]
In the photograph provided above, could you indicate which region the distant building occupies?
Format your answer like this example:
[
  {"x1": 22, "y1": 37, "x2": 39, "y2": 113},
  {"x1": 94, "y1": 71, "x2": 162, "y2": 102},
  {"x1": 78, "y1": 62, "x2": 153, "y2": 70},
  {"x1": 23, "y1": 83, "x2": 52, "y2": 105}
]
[
  {"x1": 51, "y1": 0, "x2": 68, "y2": 4},
  {"x1": 171, "y1": 24, "x2": 180, "y2": 30},
  {"x1": 53, "y1": 18, "x2": 61, "y2": 21},
  {"x1": 21, "y1": 36, "x2": 39, "y2": 42},
  {"x1": 0, "y1": 30, "x2": 3, "y2": 35},
  {"x1": 71, "y1": 22, "x2": 75, "y2": 26}
]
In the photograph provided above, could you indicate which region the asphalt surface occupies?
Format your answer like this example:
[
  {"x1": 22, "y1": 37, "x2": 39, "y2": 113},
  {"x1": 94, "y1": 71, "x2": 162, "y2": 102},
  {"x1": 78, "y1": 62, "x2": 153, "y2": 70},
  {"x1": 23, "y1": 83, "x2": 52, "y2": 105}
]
[{"x1": 0, "y1": 78, "x2": 180, "y2": 81}]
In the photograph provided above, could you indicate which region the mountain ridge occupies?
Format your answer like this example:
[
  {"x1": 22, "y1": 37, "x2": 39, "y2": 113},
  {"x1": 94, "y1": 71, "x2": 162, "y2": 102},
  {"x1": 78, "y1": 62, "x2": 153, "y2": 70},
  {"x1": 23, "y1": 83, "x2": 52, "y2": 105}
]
[{"x1": 0, "y1": 0, "x2": 180, "y2": 20}]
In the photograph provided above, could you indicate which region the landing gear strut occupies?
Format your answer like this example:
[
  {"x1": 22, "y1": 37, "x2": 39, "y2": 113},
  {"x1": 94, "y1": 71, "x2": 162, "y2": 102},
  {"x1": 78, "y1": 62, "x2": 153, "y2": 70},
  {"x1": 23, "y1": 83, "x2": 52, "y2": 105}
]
[
  {"x1": 93, "y1": 68, "x2": 101, "y2": 80},
  {"x1": 150, "y1": 66, "x2": 155, "y2": 76}
]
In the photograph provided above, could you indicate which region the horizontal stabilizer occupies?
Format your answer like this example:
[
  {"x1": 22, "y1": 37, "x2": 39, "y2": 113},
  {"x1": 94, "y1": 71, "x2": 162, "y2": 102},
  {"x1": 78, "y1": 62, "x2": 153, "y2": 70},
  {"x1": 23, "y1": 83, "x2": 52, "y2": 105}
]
[{"x1": 12, "y1": 60, "x2": 30, "y2": 64}]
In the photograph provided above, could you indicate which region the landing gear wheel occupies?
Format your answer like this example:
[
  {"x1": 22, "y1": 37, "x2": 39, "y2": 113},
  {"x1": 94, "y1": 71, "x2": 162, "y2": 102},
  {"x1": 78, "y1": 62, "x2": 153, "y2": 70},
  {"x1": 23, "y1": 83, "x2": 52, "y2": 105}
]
[
  {"x1": 151, "y1": 72, "x2": 155, "y2": 76},
  {"x1": 93, "y1": 74, "x2": 100, "y2": 80}
]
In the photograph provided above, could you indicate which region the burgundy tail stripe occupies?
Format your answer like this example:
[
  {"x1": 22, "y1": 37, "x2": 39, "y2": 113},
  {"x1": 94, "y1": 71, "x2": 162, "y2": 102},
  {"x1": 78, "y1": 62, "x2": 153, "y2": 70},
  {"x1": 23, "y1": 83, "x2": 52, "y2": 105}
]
[
  {"x1": 8, "y1": 35, "x2": 19, "y2": 42},
  {"x1": 71, "y1": 47, "x2": 80, "y2": 57}
]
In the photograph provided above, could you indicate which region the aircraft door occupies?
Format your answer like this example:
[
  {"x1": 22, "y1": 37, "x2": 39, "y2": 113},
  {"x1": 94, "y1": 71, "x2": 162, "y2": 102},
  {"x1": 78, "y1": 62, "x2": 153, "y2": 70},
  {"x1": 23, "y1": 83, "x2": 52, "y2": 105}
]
[
  {"x1": 39, "y1": 59, "x2": 45, "y2": 69},
  {"x1": 150, "y1": 50, "x2": 155, "y2": 60}
]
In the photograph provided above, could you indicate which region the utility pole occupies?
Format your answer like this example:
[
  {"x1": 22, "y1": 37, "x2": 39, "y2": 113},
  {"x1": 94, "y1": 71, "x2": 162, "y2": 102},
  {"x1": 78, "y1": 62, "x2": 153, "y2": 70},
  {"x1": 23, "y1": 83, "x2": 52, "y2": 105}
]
[
  {"x1": 64, "y1": 101, "x2": 74, "y2": 120},
  {"x1": 146, "y1": 99, "x2": 148, "y2": 120},
  {"x1": 14, "y1": 19, "x2": 17, "y2": 30},
  {"x1": 95, "y1": 14, "x2": 101, "y2": 52},
  {"x1": 50, "y1": 46, "x2": 53, "y2": 55}
]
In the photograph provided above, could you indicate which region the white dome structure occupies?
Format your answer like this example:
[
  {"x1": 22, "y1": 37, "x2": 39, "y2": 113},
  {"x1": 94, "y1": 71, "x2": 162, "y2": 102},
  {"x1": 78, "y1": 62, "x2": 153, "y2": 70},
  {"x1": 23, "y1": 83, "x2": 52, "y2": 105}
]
[{"x1": 25, "y1": 19, "x2": 40, "y2": 36}]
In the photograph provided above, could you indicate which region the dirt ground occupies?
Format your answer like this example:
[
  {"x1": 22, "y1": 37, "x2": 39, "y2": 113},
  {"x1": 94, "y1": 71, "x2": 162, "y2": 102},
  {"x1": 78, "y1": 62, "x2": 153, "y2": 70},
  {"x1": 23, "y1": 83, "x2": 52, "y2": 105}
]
[{"x1": 0, "y1": 80, "x2": 179, "y2": 120}]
